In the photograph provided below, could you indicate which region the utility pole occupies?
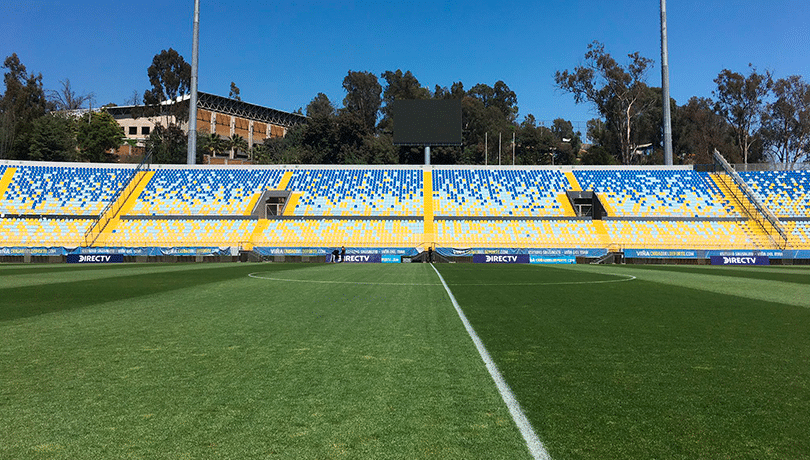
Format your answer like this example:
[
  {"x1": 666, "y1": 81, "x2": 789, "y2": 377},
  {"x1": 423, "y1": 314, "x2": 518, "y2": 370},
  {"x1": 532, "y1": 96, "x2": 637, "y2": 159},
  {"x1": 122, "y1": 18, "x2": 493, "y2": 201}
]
[
  {"x1": 187, "y1": 0, "x2": 200, "y2": 165},
  {"x1": 498, "y1": 132, "x2": 501, "y2": 166},
  {"x1": 661, "y1": 0, "x2": 673, "y2": 165},
  {"x1": 485, "y1": 132, "x2": 488, "y2": 165},
  {"x1": 512, "y1": 131, "x2": 515, "y2": 165}
]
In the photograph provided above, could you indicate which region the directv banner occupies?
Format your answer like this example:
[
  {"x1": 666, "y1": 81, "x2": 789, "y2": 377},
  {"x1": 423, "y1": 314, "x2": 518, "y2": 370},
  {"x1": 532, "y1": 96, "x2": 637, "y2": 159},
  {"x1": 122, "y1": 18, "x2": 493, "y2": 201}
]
[
  {"x1": 473, "y1": 254, "x2": 530, "y2": 264},
  {"x1": 341, "y1": 254, "x2": 382, "y2": 263},
  {"x1": 67, "y1": 254, "x2": 124, "y2": 263},
  {"x1": 711, "y1": 256, "x2": 769, "y2": 266}
]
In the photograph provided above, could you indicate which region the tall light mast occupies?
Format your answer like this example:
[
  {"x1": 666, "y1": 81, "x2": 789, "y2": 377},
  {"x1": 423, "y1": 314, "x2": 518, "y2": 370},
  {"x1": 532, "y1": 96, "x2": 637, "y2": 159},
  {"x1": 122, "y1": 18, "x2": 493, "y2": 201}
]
[
  {"x1": 187, "y1": 0, "x2": 200, "y2": 165},
  {"x1": 661, "y1": 0, "x2": 673, "y2": 165}
]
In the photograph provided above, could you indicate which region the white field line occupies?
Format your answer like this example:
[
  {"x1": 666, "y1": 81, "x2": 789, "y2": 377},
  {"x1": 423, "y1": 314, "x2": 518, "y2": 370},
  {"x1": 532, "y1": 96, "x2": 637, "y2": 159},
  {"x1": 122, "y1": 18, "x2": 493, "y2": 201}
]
[{"x1": 430, "y1": 264, "x2": 552, "y2": 460}]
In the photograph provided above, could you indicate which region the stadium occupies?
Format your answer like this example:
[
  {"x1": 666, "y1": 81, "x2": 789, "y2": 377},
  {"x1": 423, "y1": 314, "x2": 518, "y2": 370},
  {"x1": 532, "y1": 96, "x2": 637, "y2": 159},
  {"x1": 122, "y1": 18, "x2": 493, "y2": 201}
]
[
  {"x1": 0, "y1": 153, "x2": 808, "y2": 262},
  {"x1": 1, "y1": 153, "x2": 809, "y2": 458}
]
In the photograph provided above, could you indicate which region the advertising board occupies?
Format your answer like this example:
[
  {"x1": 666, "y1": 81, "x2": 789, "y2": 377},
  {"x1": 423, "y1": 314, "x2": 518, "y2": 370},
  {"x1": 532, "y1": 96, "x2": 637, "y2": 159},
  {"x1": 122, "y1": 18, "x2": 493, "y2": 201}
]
[
  {"x1": 66, "y1": 254, "x2": 124, "y2": 263},
  {"x1": 472, "y1": 254, "x2": 530, "y2": 264},
  {"x1": 710, "y1": 256, "x2": 769, "y2": 265}
]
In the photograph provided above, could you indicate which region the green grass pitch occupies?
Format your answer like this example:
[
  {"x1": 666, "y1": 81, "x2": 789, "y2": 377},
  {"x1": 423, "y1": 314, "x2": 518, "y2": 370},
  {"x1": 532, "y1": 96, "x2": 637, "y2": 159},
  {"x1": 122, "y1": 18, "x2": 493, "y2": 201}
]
[{"x1": 1, "y1": 262, "x2": 809, "y2": 459}]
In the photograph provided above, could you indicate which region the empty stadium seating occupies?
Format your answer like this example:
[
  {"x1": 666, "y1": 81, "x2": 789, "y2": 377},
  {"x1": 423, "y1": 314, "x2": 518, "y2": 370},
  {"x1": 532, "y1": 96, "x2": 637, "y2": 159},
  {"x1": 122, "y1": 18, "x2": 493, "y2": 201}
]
[
  {"x1": 786, "y1": 221, "x2": 810, "y2": 248},
  {"x1": 255, "y1": 219, "x2": 423, "y2": 247},
  {"x1": 601, "y1": 220, "x2": 762, "y2": 250},
  {"x1": 739, "y1": 170, "x2": 810, "y2": 218},
  {"x1": 0, "y1": 165, "x2": 131, "y2": 216},
  {"x1": 573, "y1": 169, "x2": 740, "y2": 218},
  {"x1": 1, "y1": 160, "x2": 809, "y2": 257},
  {"x1": 285, "y1": 169, "x2": 423, "y2": 216},
  {"x1": 128, "y1": 168, "x2": 286, "y2": 216},
  {"x1": 435, "y1": 219, "x2": 603, "y2": 248},
  {"x1": 0, "y1": 217, "x2": 91, "y2": 247},
  {"x1": 104, "y1": 218, "x2": 257, "y2": 247},
  {"x1": 432, "y1": 169, "x2": 571, "y2": 217}
]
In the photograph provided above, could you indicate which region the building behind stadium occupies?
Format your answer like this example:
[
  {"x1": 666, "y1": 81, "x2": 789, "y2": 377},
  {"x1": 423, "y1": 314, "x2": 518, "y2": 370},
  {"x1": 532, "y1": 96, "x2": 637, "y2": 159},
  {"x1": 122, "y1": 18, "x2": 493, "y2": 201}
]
[{"x1": 104, "y1": 92, "x2": 307, "y2": 164}]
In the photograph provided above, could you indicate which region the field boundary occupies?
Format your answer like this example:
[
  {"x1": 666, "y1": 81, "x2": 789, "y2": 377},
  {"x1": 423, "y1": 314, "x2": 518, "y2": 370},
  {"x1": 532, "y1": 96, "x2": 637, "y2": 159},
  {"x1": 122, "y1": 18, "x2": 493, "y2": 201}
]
[{"x1": 430, "y1": 264, "x2": 552, "y2": 460}]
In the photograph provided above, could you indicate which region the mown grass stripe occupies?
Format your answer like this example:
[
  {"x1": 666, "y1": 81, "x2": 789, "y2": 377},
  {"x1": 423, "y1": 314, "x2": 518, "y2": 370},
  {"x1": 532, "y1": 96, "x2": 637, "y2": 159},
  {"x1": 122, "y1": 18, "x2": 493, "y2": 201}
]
[
  {"x1": 0, "y1": 264, "x2": 280, "y2": 322},
  {"x1": 550, "y1": 264, "x2": 810, "y2": 308},
  {"x1": 431, "y1": 264, "x2": 551, "y2": 460}
]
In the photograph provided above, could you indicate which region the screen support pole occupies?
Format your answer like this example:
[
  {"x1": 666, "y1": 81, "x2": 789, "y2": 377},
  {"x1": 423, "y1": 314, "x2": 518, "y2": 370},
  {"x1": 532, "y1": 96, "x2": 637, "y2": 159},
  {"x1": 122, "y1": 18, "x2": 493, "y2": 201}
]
[{"x1": 425, "y1": 146, "x2": 430, "y2": 165}]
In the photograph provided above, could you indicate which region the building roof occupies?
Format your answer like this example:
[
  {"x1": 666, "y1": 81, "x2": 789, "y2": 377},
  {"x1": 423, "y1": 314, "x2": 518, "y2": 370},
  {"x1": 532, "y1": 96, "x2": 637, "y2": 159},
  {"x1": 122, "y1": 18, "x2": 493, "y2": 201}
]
[{"x1": 105, "y1": 91, "x2": 308, "y2": 128}]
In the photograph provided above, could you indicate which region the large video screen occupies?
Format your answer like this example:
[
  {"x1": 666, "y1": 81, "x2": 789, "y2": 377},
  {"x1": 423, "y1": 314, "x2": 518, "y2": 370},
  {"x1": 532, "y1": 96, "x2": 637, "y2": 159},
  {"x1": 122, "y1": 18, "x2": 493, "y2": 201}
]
[{"x1": 393, "y1": 99, "x2": 462, "y2": 146}]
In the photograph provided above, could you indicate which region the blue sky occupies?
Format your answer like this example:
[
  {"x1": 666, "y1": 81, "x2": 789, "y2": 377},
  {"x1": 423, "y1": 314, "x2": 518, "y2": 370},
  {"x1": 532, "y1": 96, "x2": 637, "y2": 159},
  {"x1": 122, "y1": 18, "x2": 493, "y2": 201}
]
[{"x1": 2, "y1": 0, "x2": 808, "y2": 133}]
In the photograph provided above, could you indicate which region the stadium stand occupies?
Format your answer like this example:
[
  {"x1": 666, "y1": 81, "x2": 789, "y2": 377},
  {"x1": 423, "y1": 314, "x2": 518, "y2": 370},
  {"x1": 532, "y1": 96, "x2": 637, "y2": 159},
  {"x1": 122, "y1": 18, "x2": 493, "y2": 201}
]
[
  {"x1": 573, "y1": 169, "x2": 741, "y2": 218},
  {"x1": 103, "y1": 218, "x2": 257, "y2": 247},
  {"x1": 127, "y1": 167, "x2": 286, "y2": 216},
  {"x1": 786, "y1": 221, "x2": 810, "y2": 248},
  {"x1": 738, "y1": 170, "x2": 810, "y2": 218},
  {"x1": 284, "y1": 168, "x2": 423, "y2": 216},
  {"x1": 255, "y1": 219, "x2": 423, "y2": 247},
  {"x1": 1, "y1": 159, "x2": 809, "y2": 261},
  {"x1": 432, "y1": 169, "x2": 572, "y2": 217},
  {"x1": 601, "y1": 220, "x2": 763, "y2": 250},
  {"x1": 0, "y1": 164, "x2": 131, "y2": 216},
  {"x1": 435, "y1": 219, "x2": 603, "y2": 248},
  {"x1": 0, "y1": 217, "x2": 92, "y2": 247}
]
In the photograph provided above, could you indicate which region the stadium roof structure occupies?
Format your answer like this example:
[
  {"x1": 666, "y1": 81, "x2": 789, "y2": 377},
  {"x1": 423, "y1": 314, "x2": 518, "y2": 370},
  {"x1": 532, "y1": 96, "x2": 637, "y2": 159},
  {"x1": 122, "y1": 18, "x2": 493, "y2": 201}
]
[{"x1": 105, "y1": 91, "x2": 308, "y2": 128}]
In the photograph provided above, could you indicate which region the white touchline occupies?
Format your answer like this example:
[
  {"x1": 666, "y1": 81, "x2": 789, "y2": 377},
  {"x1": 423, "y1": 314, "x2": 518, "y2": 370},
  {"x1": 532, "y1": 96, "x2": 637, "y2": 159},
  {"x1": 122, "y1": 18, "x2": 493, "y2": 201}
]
[{"x1": 430, "y1": 264, "x2": 552, "y2": 460}]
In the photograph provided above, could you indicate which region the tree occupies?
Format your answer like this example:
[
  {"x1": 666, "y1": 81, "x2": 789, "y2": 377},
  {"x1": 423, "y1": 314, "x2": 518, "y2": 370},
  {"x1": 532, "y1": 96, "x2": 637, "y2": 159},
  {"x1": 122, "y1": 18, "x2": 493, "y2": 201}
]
[
  {"x1": 675, "y1": 97, "x2": 736, "y2": 164},
  {"x1": 198, "y1": 132, "x2": 226, "y2": 158},
  {"x1": 580, "y1": 145, "x2": 617, "y2": 165},
  {"x1": 379, "y1": 69, "x2": 430, "y2": 132},
  {"x1": 306, "y1": 92, "x2": 336, "y2": 119},
  {"x1": 551, "y1": 118, "x2": 582, "y2": 164},
  {"x1": 27, "y1": 114, "x2": 77, "y2": 161},
  {"x1": 142, "y1": 48, "x2": 191, "y2": 121},
  {"x1": 48, "y1": 78, "x2": 94, "y2": 111},
  {"x1": 468, "y1": 81, "x2": 518, "y2": 124},
  {"x1": 145, "y1": 123, "x2": 189, "y2": 164},
  {"x1": 760, "y1": 75, "x2": 810, "y2": 167},
  {"x1": 0, "y1": 53, "x2": 51, "y2": 159},
  {"x1": 342, "y1": 70, "x2": 382, "y2": 133},
  {"x1": 515, "y1": 115, "x2": 556, "y2": 165},
  {"x1": 555, "y1": 41, "x2": 655, "y2": 164},
  {"x1": 223, "y1": 133, "x2": 249, "y2": 159},
  {"x1": 229, "y1": 82, "x2": 241, "y2": 101},
  {"x1": 125, "y1": 90, "x2": 141, "y2": 106},
  {"x1": 76, "y1": 111, "x2": 123, "y2": 162},
  {"x1": 713, "y1": 66, "x2": 772, "y2": 165}
]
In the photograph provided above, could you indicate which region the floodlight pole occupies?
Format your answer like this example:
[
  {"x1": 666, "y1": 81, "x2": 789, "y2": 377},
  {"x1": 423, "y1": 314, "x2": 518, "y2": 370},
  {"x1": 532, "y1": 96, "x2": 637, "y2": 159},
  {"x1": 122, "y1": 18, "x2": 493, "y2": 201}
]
[
  {"x1": 498, "y1": 132, "x2": 502, "y2": 166},
  {"x1": 424, "y1": 146, "x2": 430, "y2": 165},
  {"x1": 187, "y1": 0, "x2": 200, "y2": 165},
  {"x1": 485, "y1": 132, "x2": 488, "y2": 165},
  {"x1": 512, "y1": 131, "x2": 515, "y2": 165},
  {"x1": 661, "y1": 0, "x2": 673, "y2": 165}
]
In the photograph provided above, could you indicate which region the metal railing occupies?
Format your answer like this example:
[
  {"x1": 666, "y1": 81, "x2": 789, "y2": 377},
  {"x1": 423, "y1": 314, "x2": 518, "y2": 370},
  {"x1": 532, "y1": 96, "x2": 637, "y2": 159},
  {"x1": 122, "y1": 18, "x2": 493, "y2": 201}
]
[
  {"x1": 713, "y1": 150, "x2": 789, "y2": 249},
  {"x1": 83, "y1": 152, "x2": 152, "y2": 246}
]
